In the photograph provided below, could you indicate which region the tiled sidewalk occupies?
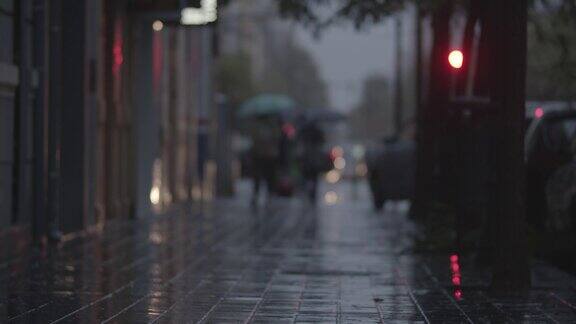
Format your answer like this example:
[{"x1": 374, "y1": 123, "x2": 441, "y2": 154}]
[{"x1": 1, "y1": 182, "x2": 575, "y2": 323}]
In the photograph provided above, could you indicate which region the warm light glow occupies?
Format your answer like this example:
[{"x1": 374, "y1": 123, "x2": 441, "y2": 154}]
[
  {"x1": 149, "y1": 232, "x2": 163, "y2": 244},
  {"x1": 150, "y1": 186, "x2": 160, "y2": 205},
  {"x1": 324, "y1": 191, "x2": 339, "y2": 205},
  {"x1": 334, "y1": 157, "x2": 346, "y2": 170},
  {"x1": 450, "y1": 254, "x2": 459, "y2": 263},
  {"x1": 152, "y1": 20, "x2": 164, "y2": 31},
  {"x1": 355, "y1": 163, "x2": 368, "y2": 177},
  {"x1": 326, "y1": 170, "x2": 341, "y2": 184},
  {"x1": 331, "y1": 146, "x2": 344, "y2": 159},
  {"x1": 448, "y1": 50, "x2": 464, "y2": 69},
  {"x1": 151, "y1": 159, "x2": 164, "y2": 212},
  {"x1": 181, "y1": 0, "x2": 218, "y2": 25},
  {"x1": 534, "y1": 107, "x2": 544, "y2": 119}
]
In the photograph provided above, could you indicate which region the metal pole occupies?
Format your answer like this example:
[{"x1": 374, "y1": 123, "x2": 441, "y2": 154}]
[
  {"x1": 15, "y1": 0, "x2": 34, "y2": 225},
  {"x1": 133, "y1": 20, "x2": 158, "y2": 217},
  {"x1": 47, "y1": 0, "x2": 63, "y2": 240},
  {"x1": 32, "y1": 0, "x2": 49, "y2": 242},
  {"x1": 415, "y1": 5, "x2": 422, "y2": 116},
  {"x1": 197, "y1": 25, "x2": 213, "y2": 197}
]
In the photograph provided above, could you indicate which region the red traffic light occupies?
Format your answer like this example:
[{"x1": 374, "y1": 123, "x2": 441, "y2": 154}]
[{"x1": 448, "y1": 50, "x2": 464, "y2": 69}]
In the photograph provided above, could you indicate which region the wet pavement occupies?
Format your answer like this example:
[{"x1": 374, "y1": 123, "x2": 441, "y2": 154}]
[{"x1": 2, "y1": 181, "x2": 576, "y2": 323}]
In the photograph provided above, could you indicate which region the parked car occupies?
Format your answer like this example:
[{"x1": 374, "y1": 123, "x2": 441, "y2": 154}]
[
  {"x1": 526, "y1": 108, "x2": 576, "y2": 236},
  {"x1": 365, "y1": 137, "x2": 416, "y2": 210}
]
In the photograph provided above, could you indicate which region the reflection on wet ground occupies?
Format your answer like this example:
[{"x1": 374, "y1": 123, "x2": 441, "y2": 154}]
[{"x1": 1, "y1": 182, "x2": 576, "y2": 323}]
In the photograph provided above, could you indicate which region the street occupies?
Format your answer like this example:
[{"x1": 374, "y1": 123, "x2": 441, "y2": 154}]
[
  {"x1": 2, "y1": 0, "x2": 576, "y2": 322},
  {"x1": 2, "y1": 181, "x2": 576, "y2": 323}
]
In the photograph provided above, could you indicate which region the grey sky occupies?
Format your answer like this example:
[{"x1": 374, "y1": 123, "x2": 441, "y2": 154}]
[{"x1": 296, "y1": 21, "x2": 396, "y2": 113}]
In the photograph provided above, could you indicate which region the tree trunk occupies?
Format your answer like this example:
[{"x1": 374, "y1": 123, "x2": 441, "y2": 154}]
[
  {"x1": 488, "y1": 0, "x2": 531, "y2": 291},
  {"x1": 413, "y1": 2, "x2": 452, "y2": 219},
  {"x1": 455, "y1": 1, "x2": 479, "y2": 96},
  {"x1": 473, "y1": 1, "x2": 492, "y2": 97}
]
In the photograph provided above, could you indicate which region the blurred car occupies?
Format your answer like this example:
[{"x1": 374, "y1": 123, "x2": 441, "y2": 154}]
[
  {"x1": 365, "y1": 137, "x2": 416, "y2": 210},
  {"x1": 526, "y1": 108, "x2": 576, "y2": 235}
]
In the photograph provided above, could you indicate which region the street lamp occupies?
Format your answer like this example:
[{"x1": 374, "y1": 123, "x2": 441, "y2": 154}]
[{"x1": 152, "y1": 20, "x2": 164, "y2": 31}]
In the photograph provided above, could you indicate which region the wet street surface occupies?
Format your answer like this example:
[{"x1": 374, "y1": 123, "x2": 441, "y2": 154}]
[{"x1": 2, "y1": 182, "x2": 576, "y2": 323}]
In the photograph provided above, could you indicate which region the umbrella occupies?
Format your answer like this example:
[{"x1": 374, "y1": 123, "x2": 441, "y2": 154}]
[
  {"x1": 238, "y1": 94, "x2": 296, "y2": 118},
  {"x1": 302, "y1": 108, "x2": 347, "y2": 123}
]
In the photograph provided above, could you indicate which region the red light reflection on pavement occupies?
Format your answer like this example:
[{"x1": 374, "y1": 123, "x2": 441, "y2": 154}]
[
  {"x1": 451, "y1": 263, "x2": 460, "y2": 272},
  {"x1": 454, "y1": 289, "x2": 463, "y2": 300},
  {"x1": 450, "y1": 254, "x2": 463, "y2": 300},
  {"x1": 452, "y1": 276, "x2": 461, "y2": 286}
]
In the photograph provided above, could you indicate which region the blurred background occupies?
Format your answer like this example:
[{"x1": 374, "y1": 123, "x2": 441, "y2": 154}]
[{"x1": 2, "y1": 0, "x2": 576, "y2": 292}]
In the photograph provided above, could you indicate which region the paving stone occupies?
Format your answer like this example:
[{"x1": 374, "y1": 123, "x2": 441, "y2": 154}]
[{"x1": 2, "y1": 182, "x2": 576, "y2": 323}]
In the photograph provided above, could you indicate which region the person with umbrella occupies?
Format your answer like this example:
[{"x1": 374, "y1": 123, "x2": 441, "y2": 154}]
[
  {"x1": 297, "y1": 120, "x2": 328, "y2": 203},
  {"x1": 239, "y1": 94, "x2": 295, "y2": 207},
  {"x1": 296, "y1": 108, "x2": 345, "y2": 203}
]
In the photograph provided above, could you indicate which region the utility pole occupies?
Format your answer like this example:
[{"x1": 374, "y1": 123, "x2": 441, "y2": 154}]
[
  {"x1": 415, "y1": 5, "x2": 422, "y2": 118},
  {"x1": 32, "y1": 0, "x2": 49, "y2": 242},
  {"x1": 47, "y1": 0, "x2": 63, "y2": 240},
  {"x1": 197, "y1": 25, "x2": 214, "y2": 200}
]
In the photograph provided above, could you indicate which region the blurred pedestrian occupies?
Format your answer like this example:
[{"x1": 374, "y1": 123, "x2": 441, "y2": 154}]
[
  {"x1": 248, "y1": 115, "x2": 282, "y2": 206},
  {"x1": 298, "y1": 122, "x2": 328, "y2": 203}
]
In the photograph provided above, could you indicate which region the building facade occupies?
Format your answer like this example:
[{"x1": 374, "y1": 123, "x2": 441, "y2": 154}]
[{"x1": 0, "y1": 0, "x2": 216, "y2": 243}]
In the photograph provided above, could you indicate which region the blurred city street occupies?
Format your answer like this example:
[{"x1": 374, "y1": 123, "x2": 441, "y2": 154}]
[
  {"x1": 2, "y1": 181, "x2": 576, "y2": 323},
  {"x1": 3, "y1": 0, "x2": 576, "y2": 322}
]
